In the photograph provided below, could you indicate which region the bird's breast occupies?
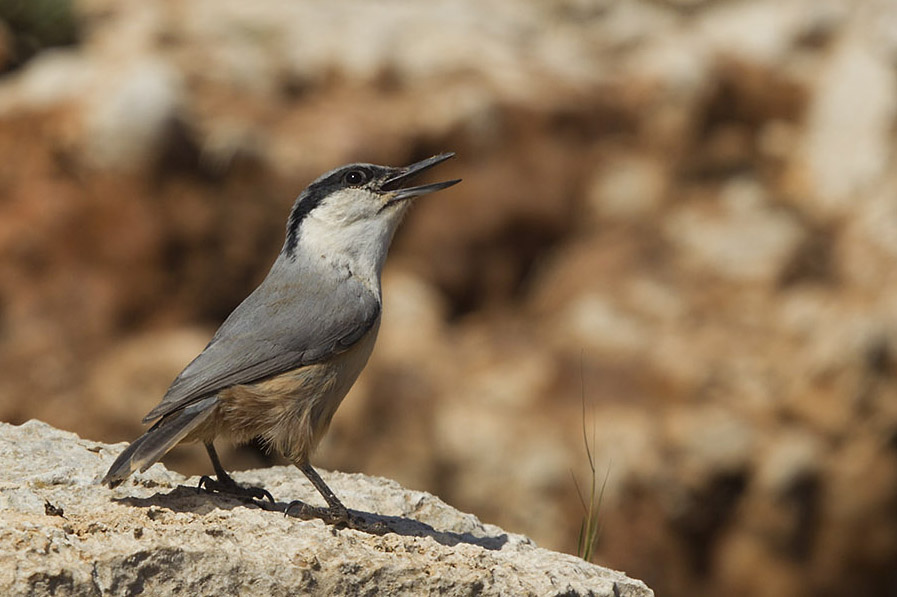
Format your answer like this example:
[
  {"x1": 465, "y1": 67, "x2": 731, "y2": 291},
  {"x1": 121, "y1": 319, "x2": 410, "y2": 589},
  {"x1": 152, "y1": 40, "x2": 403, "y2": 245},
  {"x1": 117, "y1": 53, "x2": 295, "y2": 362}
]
[{"x1": 214, "y1": 318, "x2": 381, "y2": 463}]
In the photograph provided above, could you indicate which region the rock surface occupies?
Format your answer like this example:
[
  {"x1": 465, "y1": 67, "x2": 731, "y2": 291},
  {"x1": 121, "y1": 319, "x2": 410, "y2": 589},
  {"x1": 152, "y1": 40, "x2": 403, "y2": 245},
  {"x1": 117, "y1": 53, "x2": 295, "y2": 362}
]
[{"x1": 0, "y1": 420, "x2": 652, "y2": 597}]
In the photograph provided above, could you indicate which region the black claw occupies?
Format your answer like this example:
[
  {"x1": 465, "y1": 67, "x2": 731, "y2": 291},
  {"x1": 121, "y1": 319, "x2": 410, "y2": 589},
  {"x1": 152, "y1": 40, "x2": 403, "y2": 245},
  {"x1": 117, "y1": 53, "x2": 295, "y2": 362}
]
[
  {"x1": 197, "y1": 474, "x2": 275, "y2": 504},
  {"x1": 245, "y1": 484, "x2": 275, "y2": 503},
  {"x1": 198, "y1": 442, "x2": 275, "y2": 503},
  {"x1": 284, "y1": 500, "x2": 301, "y2": 518},
  {"x1": 197, "y1": 475, "x2": 211, "y2": 493}
]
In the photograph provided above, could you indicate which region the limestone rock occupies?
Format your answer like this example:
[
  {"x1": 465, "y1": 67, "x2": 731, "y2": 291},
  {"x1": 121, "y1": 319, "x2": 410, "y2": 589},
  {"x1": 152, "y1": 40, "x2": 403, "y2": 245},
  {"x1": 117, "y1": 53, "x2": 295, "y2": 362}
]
[
  {"x1": 800, "y1": 30, "x2": 896, "y2": 211},
  {"x1": 664, "y1": 177, "x2": 805, "y2": 283},
  {"x1": 0, "y1": 420, "x2": 653, "y2": 597}
]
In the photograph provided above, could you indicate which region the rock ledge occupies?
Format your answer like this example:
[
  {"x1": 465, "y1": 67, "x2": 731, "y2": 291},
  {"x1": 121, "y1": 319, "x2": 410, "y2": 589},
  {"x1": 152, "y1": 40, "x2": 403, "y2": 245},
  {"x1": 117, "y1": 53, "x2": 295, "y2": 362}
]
[{"x1": 0, "y1": 420, "x2": 652, "y2": 596}]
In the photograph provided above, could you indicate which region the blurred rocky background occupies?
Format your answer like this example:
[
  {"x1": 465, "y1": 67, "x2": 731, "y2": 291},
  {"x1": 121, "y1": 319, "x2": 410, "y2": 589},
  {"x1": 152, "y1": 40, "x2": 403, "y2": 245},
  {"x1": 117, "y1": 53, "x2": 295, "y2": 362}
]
[{"x1": 1, "y1": 0, "x2": 896, "y2": 595}]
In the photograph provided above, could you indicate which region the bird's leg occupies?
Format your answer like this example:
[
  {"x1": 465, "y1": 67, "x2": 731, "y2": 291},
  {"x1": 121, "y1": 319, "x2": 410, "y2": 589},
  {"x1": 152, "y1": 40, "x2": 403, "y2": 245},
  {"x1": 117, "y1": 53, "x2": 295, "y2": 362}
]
[
  {"x1": 285, "y1": 463, "x2": 387, "y2": 534},
  {"x1": 284, "y1": 462, "x2": 349, "y2": 523},
  {"x1": 197, "y1": 442, "x2": 275, "y2": 503}
]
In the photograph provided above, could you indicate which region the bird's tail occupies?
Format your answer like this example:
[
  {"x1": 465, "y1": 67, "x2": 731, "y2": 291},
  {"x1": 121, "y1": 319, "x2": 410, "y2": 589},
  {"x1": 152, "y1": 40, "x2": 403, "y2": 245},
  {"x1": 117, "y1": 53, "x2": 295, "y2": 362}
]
[{"x1": 101, "y1": 397, "x2": 218, "y2": 487}]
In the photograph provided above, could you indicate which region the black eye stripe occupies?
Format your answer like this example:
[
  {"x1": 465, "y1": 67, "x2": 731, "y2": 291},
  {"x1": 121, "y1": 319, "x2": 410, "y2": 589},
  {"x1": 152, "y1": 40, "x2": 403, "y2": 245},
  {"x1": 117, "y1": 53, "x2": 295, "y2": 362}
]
[{"x1": 284, "y1": 164, "x2": 386, "y2": 256}]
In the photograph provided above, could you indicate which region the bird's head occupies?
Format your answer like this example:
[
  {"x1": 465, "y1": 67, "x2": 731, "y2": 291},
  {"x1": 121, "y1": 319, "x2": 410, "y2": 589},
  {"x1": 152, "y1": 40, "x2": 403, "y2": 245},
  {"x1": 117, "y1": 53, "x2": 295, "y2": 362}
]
[{"x1": 283, "y1": 153, "x2": 460, "y2": 260}]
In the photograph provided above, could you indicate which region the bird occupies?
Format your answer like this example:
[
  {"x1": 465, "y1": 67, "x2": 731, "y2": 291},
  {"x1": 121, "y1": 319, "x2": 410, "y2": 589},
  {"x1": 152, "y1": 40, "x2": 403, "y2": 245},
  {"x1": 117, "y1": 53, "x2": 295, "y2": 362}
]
[{"x1": 102, "y1": 153, "x2": 460, "y2": 531}]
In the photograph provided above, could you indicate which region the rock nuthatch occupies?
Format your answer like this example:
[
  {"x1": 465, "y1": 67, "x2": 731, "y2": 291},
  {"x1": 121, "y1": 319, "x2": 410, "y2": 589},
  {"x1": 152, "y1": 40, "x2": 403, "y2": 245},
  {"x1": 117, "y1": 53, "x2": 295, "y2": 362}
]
[{"x1": 103, "y1": 153, "x2": 460, "y2": 531}]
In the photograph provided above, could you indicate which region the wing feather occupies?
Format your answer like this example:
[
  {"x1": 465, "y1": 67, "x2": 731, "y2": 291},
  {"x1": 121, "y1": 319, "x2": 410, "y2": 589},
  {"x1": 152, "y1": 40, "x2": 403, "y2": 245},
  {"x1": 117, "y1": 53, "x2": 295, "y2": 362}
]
[{"x1": 143, "y1": 266, "x2": 380, "y2": 423}]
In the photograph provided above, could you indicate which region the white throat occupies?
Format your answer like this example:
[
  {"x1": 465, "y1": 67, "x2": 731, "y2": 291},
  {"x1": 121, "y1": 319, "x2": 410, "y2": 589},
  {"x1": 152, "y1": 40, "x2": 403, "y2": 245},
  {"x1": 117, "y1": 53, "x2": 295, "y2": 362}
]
[{"x1": 293, "y1": 206, "x2": 406, "y2": 294}]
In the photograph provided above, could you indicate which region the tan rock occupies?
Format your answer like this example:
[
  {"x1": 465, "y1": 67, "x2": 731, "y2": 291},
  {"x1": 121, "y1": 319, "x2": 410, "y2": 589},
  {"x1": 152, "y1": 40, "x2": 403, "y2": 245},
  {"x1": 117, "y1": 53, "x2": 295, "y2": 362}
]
[{"x1": 0, "y1": 420, "x2": 653, "y2": 597}]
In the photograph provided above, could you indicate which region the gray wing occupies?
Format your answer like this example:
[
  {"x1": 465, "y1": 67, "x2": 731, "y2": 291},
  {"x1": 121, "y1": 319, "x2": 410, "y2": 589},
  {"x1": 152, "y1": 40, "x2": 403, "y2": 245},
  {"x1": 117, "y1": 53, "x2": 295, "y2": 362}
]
[{"x1": 142, "y1": 268, "x2": 381, "y2": 423}]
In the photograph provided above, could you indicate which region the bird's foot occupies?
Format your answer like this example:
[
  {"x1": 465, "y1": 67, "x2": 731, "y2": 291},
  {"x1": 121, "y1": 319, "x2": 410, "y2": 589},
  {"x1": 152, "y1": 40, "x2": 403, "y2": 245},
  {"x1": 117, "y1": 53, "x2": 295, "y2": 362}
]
[
  {"x1": 284, "y1": 499, "x2": 388, "y2": 535},
  {"x1": 197, "y1": 474, "x2": 275, "y2": 504}
]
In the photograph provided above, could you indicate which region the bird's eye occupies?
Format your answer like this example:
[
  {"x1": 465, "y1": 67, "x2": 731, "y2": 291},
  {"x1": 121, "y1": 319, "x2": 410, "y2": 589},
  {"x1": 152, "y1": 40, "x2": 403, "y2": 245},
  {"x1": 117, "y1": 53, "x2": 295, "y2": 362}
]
[{"x1": 344, "y1": 169, "x2": 368, "y2": 186}]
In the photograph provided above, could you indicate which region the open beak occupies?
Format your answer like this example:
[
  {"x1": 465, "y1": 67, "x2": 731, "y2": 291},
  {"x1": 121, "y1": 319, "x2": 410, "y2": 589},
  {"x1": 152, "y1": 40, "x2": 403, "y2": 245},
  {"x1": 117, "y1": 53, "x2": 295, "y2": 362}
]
[{"x1": 381, "y1": 153, "x2": 461, "y2": 201}]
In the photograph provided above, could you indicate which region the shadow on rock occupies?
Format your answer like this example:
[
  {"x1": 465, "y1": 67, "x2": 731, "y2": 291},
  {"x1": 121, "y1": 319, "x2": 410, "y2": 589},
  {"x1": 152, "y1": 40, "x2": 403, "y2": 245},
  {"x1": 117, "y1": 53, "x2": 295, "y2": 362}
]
[{"x1": 115, "y1": 484, "x2": 509, "y2": 551}]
